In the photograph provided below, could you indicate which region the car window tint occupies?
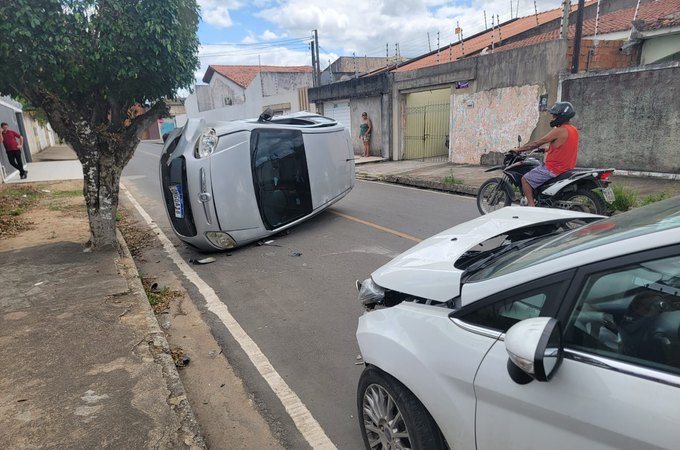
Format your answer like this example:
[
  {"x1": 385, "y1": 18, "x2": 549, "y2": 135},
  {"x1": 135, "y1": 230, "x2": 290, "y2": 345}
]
[
  {"x1": 462, "y1": 283, "x2": 564, "y2": 332},
  {"x1": 564, "y1": 255, "x2": 680, "y2": 376},
  {"x1": 477, "y1": 197, "x2": 680, "y2": 280},
  {"x1": 251, "y1": 129, "x2": 313, "y2": 229}
]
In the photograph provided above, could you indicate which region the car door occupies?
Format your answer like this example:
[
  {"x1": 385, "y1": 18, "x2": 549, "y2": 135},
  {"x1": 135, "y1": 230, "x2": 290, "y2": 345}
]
[
  {"x1": 473, "y1": 247, "x2": 680, "y2": 450},
  {"x1": 302, "y1": 127, "x2": 353, "y2": 208}
]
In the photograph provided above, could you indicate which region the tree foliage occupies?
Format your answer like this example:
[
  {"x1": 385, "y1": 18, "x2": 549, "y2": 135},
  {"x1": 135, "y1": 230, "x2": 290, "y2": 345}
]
[
  {"x1": 0, "y1": 0, "x2": 199, "y2": 249},
  {"x1": 0, "y1": 0, "x2": 199, "y2": 124}
]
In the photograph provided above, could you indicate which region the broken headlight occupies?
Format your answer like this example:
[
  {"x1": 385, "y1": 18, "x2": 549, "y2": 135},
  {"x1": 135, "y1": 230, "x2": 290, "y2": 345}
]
[{"x1": 357, "y1": 277, "x2": 385, "y2": 310}]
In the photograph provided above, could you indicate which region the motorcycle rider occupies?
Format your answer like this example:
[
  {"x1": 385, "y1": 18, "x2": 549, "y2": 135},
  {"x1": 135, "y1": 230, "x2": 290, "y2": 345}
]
[{"x1": 511, "y1": 102, "x2": 579, "y2": 207}]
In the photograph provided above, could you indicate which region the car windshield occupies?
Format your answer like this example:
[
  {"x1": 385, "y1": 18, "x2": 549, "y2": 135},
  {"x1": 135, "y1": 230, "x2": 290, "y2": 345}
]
[{"x1": 465, "y1": 196, "x2": 680, "y2": 282}]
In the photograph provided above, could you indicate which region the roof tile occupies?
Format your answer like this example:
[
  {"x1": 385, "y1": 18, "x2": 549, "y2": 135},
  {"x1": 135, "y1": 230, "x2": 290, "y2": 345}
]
[
  {"x1": 500, "y1": 0, "x2": 680, "y2": 52},
  {"x1": 204, "y1": 65, "x2": 313, "y2": 87}
]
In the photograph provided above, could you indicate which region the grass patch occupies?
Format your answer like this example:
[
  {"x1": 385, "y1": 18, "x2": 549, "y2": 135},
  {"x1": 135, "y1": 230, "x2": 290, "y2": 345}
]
[
  {"x1": 640, "y1": 191, "x2": 669, "y2": 206},
  {"x1": 441, "y1": 173, "x2": 462, "y2": 185},
  {"x1": 51, "y1": 189, "x2": 82, "y2": 198},
  {"x1": 607, "y1": 184, "x2": 670, "y2": 213},
  {"x1": 609, "y1": 184, "x2": 638, "y2": 212},
  {"x1": 0, "y1": 186, "x2": 44, "y2": 237}
]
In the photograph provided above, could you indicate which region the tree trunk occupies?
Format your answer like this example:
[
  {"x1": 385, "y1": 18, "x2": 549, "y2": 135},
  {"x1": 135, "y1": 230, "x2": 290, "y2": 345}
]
[
  {"x1": 80, "y1": 142, "x2": 126, "y2": 250},
  {"x1": 28, "y1": 91, "x2": 167, "y2": 251}
]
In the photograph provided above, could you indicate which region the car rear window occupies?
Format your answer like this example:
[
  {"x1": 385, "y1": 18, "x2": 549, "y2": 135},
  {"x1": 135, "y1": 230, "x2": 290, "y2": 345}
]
[{"x1": 467, "y1": 197, "x2": 680, "y2": 281}]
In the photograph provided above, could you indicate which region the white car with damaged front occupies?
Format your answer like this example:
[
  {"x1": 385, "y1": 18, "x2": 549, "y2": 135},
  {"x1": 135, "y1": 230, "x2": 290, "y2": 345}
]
[{"x1": 356, "y1": 200, "x2": 680, "y2": 450}]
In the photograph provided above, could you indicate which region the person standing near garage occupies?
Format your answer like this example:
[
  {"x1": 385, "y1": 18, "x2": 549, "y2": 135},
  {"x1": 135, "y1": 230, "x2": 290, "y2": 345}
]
[
  {"x1": 1, "y1": 122, "x2": 27, "y2": 179},
  {"x1": 359, "y1": 112, "x2": 372, "y2": 158}
]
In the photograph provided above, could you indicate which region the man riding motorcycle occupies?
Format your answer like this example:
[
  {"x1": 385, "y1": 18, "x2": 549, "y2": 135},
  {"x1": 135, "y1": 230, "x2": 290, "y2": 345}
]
[{"x1": 511, "y1": 102, "x2": 578, "y2": 207}]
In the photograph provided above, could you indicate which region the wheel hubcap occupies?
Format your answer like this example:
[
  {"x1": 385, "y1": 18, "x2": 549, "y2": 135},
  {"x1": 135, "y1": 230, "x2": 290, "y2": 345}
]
[{"x1": 362, "y1": 384, "x2": 411, "y2": 450}]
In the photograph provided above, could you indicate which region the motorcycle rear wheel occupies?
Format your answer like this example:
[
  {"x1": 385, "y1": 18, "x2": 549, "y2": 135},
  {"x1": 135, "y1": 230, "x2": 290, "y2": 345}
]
[
  {"x1": 477, "y1": 178, "x2": 512, "y2": 215},
  {"x1": 558, "y1": 188, "x2": 606, "y2": 215}
]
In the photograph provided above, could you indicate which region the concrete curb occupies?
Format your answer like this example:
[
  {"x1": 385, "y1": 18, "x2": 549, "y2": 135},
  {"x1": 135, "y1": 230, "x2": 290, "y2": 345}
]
[
  {"x1": 357, "y1": 172, "x2": 479, "y2": 196},
  {"x1": 116, "y1": 229, "x2": 207, "y2": 450}
]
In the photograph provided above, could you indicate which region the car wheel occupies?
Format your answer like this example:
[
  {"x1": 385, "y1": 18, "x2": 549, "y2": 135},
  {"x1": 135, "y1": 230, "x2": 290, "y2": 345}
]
[
  {"x1": 559, "y1": 188, "x2": 606, "y2": 215},
  {"x1": 357, "y1": 366, "x2": 446, "y2": 450},
  {"x1": 477, "y1": 178, "x2": 512, "y2": 215}
]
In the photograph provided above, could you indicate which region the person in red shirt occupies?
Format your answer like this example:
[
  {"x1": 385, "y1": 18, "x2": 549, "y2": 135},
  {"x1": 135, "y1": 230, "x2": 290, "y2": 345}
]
[
  {"x1": 511, "y1": 102, "x2": 578, "y2": 207},
  {"x1": 1, "y1": 122, "x2": 27, "y2": 179}
]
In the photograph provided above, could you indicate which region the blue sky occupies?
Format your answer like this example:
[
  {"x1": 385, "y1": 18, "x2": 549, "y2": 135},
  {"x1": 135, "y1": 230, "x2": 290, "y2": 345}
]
[{"x1": 194, "y1": 0, "x2": 568, "y2": 83}]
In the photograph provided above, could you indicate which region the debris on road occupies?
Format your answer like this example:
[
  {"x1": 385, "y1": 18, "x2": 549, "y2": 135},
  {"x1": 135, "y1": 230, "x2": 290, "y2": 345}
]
[
  {"x1": 189, "y1": 257, "x2": 216, "y2": 265},
  {"x1": 289, "y1": 251, "x2": 302, "y2": 257},
  {"x1": 171, "y1": 346, "x2": 191, "y2": 367}
]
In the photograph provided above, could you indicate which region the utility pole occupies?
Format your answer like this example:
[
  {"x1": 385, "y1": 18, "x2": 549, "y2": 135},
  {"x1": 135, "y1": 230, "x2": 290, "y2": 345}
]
[
  {"x1": 560, "y1": 0, "x2": 570, "y2": 39},
  {"x1": 313, "y1": 29, "x2": 321, "y2": 87},
  {"x1": 571, "y1": 0, "x2": 586, "y2": 73},
  {"x1": 310, "y1": 41, "x2": 317, "y2": 87}
]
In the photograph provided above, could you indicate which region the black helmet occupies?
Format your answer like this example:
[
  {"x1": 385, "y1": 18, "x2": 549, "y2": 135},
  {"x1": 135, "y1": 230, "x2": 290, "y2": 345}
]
[{"x1": 549, "y1": 101, "x2": 575, "y2": 127}]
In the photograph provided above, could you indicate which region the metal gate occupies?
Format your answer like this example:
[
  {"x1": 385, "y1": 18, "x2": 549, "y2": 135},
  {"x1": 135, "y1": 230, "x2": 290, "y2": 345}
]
[{"x1": 403, "y1": 103, "x2": 450, "y2": 161}]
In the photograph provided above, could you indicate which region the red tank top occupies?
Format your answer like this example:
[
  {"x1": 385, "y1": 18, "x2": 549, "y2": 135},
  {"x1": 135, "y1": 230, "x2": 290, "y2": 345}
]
[{"x1": 545, "y1": 124, "x2": 578, "y2": 175}]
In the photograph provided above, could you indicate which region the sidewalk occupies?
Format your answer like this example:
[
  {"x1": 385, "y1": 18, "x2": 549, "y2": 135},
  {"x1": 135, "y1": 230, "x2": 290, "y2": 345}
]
[
  {"x1": 354, "y1": 158, "x2": 680, "y2": 199},
  {"x1": 0, "y1": 145, "x2": 206, "y2": 449}
]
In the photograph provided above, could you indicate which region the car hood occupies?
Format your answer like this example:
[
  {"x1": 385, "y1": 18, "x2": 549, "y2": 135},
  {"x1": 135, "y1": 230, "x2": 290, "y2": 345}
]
[{"x1": 371, "y1": 207, "x2": 602, "y2": 302}]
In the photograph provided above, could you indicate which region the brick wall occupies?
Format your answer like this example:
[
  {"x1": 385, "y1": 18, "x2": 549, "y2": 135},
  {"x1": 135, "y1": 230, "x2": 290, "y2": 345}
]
[{"x1": 567, "y1": 39, "x2": 639, "y2": 72}]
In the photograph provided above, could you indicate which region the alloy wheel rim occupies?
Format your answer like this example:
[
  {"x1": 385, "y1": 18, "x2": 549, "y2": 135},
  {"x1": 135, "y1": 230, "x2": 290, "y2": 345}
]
[{"x1": 362, "y1": 384, "x2": 412, "y2": 450}]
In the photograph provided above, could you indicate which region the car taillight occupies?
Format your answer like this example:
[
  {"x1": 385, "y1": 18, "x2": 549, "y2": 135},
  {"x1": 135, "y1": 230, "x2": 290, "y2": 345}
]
[{"x1": 599, "y1": 171, "x2": 613, "y2": 181}]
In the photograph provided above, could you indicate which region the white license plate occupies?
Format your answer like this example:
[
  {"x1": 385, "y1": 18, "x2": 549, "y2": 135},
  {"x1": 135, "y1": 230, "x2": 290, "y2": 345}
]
[
  {"x1": 169, "y1": 184, "x2": 185, "y2": 218},
  {"x1": 602, "y1": 186, "x2": 615, "y2": 203}
]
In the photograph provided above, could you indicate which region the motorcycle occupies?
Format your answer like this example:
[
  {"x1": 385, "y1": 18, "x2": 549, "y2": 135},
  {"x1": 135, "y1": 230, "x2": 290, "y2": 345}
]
[{"x1": 476, "y1": 139, "x2": 615, "y2": 216}]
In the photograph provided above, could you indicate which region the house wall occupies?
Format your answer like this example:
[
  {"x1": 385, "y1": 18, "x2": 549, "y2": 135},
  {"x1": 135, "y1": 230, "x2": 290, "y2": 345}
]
[
  {"x1": 260, "y1": 72, "x2": 312, "y2": 97},
  {"x1": 641, "y1": 33, "x2": 680, "y2": 64},
  {"x1": 310, "y1": 74, "x2": 392, "y2": 158},
  {"x1": 260, "y1": 72, "x2": 312, "y2": 114},
  {"x1": 350, "y1": 98, "x2": 382, "y2": 156},
  {"x1": 562, "y1": 62, "x2": 680, "y2": 173},
  {"x1": 187, "y1": 73, "x2": 312, "y2": 123},
  {"x1": 389, "y1": 40, "x2": 566, "y2": 162},
  {"x1": 450, "y1": 85, "x2": 541, "y2": 163},
  {"x1": 23, "y1": 113, "x2": 55, "y2": 154},
  {"x1": 567, "y1": 39, "x2": 639, "y2": 72}
]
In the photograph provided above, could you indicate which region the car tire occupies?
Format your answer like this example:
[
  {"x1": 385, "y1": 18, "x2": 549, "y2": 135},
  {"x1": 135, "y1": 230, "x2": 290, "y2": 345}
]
[
  {"x1": 357, "y1": 366, "x2": 446, "y2": 450},
  {"x1": 477, "y1": 177, "x2": 513, "y2": 215}
]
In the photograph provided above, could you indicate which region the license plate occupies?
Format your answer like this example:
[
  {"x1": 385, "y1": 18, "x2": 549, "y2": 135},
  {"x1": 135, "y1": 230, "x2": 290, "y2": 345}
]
[
  {"x1": 602, "y1": 186, "x2": 615, "y2": 203},
  {"x1": 169, "y1": 184, "x2": 185, "y2": 218}
]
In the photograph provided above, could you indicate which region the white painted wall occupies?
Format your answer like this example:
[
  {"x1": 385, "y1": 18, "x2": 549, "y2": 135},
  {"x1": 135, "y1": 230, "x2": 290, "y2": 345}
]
[
  {"x1": 641, "y1": 33, "x2": 680, "y2": 64},
  {"x1": 187, "y1": 72, "x2": 313, "y2": 123}
]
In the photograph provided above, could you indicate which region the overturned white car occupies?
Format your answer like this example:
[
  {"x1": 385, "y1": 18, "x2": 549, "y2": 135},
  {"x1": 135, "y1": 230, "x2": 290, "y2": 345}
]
[{"x1": 160, "y1": 112, "x2": 355, "y2": 251}]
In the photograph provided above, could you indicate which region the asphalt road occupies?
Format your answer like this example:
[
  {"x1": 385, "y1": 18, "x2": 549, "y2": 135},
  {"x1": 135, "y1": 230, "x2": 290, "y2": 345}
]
[{"x1": 123, "y1": 141, "x2": 480, "y2": 449}]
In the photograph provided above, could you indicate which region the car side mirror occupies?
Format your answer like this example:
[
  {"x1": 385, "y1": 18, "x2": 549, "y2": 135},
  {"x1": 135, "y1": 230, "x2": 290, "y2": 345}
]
[{"x1": 505, "y1": 317, "x2": 563, "y2": 383}]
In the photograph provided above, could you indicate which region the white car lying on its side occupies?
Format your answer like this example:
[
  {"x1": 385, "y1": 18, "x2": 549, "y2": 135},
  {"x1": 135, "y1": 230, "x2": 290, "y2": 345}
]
[
  {"x1": 159, "y1": 111, "x2": 354, "y2": 251},
  {"x1": 355, "y1": 200, "x2": 680, "y2": 450}
]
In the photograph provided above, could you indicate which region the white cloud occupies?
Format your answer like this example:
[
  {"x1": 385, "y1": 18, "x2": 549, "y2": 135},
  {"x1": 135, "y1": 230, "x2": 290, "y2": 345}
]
[
  {"x1": 198, "y1": 0, "x2": 243, "y2": 28},
  {"x1": 193, "y1": 0, "x2": 573, "y2": 86},
  {"x1": 260, "y1": 29, "x2": 280, "y2": 40},
  {"x1": 254, "y1": 0, "x2": 570, "y2": 57}
]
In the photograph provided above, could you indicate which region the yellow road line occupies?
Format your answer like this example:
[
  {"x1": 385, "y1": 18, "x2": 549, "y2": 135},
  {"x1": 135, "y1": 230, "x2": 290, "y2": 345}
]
[{"x1": 329, "y1": 211, "x2": 423, "y2": 243}]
